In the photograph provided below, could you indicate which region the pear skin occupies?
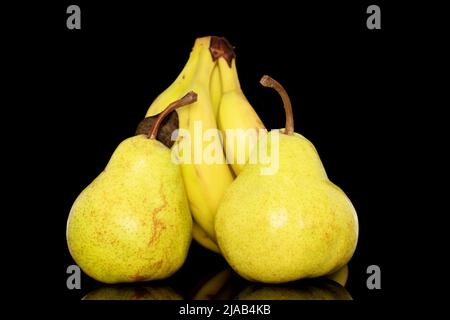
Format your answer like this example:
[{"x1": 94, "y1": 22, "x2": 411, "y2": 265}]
[
  {"x1": 215, "y1": 77, "x2": 358, "y2": 283},
  {"x1": 67, "y1": 93, "x2": 197, "y2": 284},
  {"x1": 67, "y1": 136, "x2": 191, "y2": 283}
]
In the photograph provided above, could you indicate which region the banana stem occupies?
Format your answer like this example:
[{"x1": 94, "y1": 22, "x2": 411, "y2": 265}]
[
  {"x1": 209, "y1": 36, "x2": 235, "y2": 67},
  {"x1": 260, "y1": 75, "x2": 294, "y2": 135},
  {"x1": 148, "y1": 91, "x2": 197, "y2": 139}
]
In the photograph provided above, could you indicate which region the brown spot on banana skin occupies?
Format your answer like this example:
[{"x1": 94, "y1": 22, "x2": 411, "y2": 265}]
[{"x1": 194, "y1": 166, "x2": 202, "y2": 178}]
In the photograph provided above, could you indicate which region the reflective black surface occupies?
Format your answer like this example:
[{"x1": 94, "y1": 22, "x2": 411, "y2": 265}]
[
  {"x1": 64, "y1": 241, "x2": 366, "y2": 301},
  {"x1": 51, "y1": 1, "x2": 397, "y2": 303}
]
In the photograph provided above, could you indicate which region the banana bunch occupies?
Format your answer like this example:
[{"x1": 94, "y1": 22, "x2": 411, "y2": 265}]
[{"x1": 144, "y1": 36, "x2": 265, "y2": 253}]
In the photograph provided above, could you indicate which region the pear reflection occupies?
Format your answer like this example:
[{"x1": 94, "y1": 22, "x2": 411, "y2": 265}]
[
  {"x1": 83, "y1": 285, "x2": 183, "y2": 300},
  {"x1": 191, "y1": 267, "x2": 352, "y2": 300},
  {"x1": 236, "y1": 279, "x2": 352, "y2": 300},
  {"x1": 237, "y1": 264, "x2": 351, "y2": 300}
]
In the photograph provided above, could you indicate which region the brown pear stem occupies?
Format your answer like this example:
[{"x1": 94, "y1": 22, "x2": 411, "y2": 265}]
[
  {"x1": 148, "y1": 91, "x2": 197, "y2": 139},
  {"x1": 260, "y1": 75, "x2": 294, "y2": 135}
]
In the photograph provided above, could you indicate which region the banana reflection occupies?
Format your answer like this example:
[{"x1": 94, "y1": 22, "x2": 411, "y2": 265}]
[
  {"x1": 192, "y1": 265, "x2": 351, "y2": 300},
  {"x1": 192, "y1": 269, "x2": 239, "y2": 300},
  {"x1": 83, "y1": 265, "x2": 351, "y2": 300},
  {"x1": 83, "y1": 285, "x2": 183, "y2": 300}
]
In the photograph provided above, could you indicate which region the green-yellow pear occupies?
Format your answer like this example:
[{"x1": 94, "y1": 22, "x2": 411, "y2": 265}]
[
  {"x1": 66, "y1": 92, "x2": 197, "y2": 284},
  {"x1": 215, "y1": 76, "x2": 358, "y2": 283}
]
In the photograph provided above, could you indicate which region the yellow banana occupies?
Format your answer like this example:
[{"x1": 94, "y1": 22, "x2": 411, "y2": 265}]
[
  {"x1": 173, "y1": 37, "x2": 234, "y2": 241},
  {"x1": 209, "y1": 64, "x2": 222, "y2": 120},
  {"x1": 145, "y1": 39, "x2": 218, "y2": 252},
  {"x1": 192, "y1": 223, "x2": 221, "y2": 254},
  {"x1": 146, "y1": 36, "x2": 233, "y2": 247},
  {"x1": 145, "y1": 41, "x2": 201, "y2": 117},
  {"x1": 217, "y1": 56, "x2": 266, "y2": 175}
]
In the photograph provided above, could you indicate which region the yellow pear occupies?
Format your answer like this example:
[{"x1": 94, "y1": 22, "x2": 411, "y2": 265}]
[
  {"x1": 215, "y1": 76, "x2": 358, "y2": 283},
  {"x1": 66, "y1": 93, "x2": 197, "y2": 284}
]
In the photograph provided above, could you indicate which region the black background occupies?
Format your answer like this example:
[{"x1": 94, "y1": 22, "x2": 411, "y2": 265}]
[{"x1": 19, "y1": 0, "x2": 419, "y2": 314}]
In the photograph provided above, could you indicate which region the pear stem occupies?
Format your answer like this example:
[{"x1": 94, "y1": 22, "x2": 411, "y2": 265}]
[
  {"x1": 260, "y1": 75, "x2": 294, "y2": 135},
  {"x1": 148, "y1": 91, "x2": 197, "y2": 139}
]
